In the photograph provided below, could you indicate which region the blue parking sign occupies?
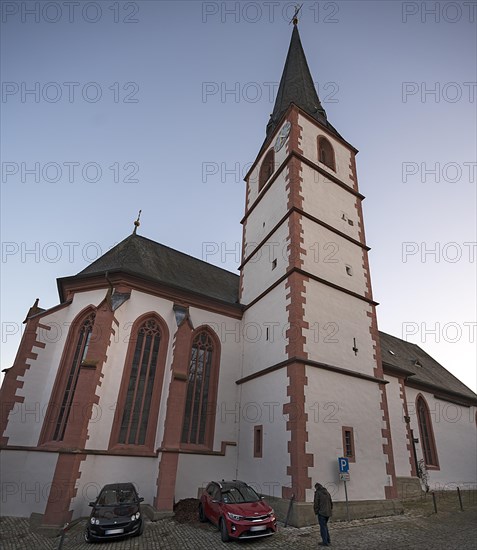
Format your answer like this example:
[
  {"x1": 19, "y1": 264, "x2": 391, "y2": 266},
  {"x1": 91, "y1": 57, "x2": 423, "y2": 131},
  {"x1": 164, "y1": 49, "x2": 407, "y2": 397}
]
[{"x1": 338, "y1": 457, "x2": 349, "y2": 473}]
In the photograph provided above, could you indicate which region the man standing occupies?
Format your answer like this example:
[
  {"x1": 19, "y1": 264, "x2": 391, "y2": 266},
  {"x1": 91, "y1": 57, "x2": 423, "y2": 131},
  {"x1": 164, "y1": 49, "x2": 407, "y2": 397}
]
[{"x1": 313, "y1": 482, "x2": 333, "y2": 546}]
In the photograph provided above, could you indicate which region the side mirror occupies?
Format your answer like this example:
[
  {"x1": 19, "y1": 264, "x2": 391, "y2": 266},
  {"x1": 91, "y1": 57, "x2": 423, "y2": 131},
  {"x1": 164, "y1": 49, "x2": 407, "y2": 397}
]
[
  {"x1": 88, "y1": 501, "x2": 95, "y2": 507},
  {"x1": 139, "y1": 497, "x2": 144, "y2": 502}
]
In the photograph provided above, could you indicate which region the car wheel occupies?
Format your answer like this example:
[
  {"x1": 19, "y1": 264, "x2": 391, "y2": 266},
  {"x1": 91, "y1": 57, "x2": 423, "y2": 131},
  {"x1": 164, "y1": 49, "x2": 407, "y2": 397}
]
[
  {"x1": 84, "y1": 527, "x2": 93, "y2": 544},
  {"x1": 198, "y1": 504, "x2": 207, "y2": 523},
  {"x1": 220, "y1": 518, "x2": 230, "y2": 543}
]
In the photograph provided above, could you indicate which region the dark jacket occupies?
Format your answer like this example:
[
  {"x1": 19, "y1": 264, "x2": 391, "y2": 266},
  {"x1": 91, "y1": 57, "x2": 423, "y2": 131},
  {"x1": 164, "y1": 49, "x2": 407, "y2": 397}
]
[{"x1": 313, "y1": 485, "x2": 333, "y2": 517}]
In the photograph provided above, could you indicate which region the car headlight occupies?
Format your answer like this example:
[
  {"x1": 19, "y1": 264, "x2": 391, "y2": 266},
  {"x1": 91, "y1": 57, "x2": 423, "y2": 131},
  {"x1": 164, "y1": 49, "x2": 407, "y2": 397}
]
[
  {"x1": 90, "y1": 517, "x2": 99, "y2": 525},
  {"x1": 268, "y1": 508, "x2": 275, "y2": 517},
  {"x1": 227, "y1": 512, "x2": 243, "y2": 521},
  {"x1": 131, "y1": 512, "x2": 141, "y2": 521}
]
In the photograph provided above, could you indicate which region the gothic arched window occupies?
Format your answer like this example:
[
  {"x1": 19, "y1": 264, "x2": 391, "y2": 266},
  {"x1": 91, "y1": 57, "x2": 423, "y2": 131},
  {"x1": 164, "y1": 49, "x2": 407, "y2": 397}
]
[
  {"x1": 111, "y1": 314, "x2": 168, "y2": 450},
  {"x1": 258, "y1": 149, "x2": 275, "y2": 191},
  {"x1": 39, "y1": 307, "x2": 96, "y2": 444},
  {"x1": 181, "y1": 329, "x2": 219, "y2": 448},
  {"x1": 416, "y1": 395, "x2": 439, "y2": 468},
  {"x1": 318, "y1": 136, "x2": 336, "y2": 171},
  {"x1": 53, "y1": 311, "x2": 95, "y2": 441}
]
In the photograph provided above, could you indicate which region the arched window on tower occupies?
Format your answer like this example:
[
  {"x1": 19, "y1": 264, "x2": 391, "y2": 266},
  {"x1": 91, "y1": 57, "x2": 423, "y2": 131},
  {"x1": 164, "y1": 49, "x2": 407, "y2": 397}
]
[
  {"x1": 181, "y1": 329, "x2": 220, "y2": 448},
  {"x1": 258, "y1": 149, "x2": 275, "y2": 191},
  {"x1": 318, "y1": 136, "x2": 336, "y2": 172},
  {"x1": 416, "y1": 395, "x2": 439, "y2": 468},
  {"x1": 110, "y1": 314, "x2": 168, "y2": 450}
]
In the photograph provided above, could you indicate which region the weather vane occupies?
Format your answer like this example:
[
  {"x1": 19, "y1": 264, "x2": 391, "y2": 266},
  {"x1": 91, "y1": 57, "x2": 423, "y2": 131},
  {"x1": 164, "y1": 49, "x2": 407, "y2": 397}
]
[
  {"x1": 290, "y1": 3, "x2": 303, "y2": 25},
  {"x1": 133, "y1": 209, "x2": 142, "y2": 234}
]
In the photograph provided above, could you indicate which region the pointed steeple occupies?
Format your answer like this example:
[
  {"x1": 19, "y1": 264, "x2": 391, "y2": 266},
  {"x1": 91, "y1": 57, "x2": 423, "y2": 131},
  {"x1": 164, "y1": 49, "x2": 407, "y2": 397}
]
[{"x1": 267, "y1": 23, "x2": 339, "y2": 139}]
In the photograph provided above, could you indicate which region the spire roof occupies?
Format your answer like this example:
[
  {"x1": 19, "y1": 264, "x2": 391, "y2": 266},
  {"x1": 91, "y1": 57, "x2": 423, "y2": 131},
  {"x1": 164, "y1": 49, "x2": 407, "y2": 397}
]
[{"x1": 266, "y1": 24, "x2": 341, "y2": 139}]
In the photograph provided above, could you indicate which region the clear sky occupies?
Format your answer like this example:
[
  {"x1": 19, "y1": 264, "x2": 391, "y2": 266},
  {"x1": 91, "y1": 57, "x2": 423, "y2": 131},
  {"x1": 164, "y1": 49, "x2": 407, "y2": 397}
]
[{"x1": 1, "y1": 1, "x2": 476, "y2": 391}]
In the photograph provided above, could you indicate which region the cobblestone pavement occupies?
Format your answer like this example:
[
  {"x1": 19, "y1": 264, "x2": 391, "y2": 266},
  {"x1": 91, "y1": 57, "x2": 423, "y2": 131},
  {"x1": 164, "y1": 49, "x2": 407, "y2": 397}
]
[{"x1": 2, "y1": 507, "x2": 477, "y2": 550}]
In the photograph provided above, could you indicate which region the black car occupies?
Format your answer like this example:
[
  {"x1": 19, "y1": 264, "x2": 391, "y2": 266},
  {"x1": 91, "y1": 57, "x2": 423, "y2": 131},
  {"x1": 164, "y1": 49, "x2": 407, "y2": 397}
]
[{"x1": 84, "y1": 482, "x2": 144, "y2": 543}]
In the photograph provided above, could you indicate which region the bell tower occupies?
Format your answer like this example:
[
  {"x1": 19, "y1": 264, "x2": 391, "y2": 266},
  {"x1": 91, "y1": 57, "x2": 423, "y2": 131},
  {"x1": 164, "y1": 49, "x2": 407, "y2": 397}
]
[{"x1": 237, "y1": 22, "x2": 397, "y2": 513}]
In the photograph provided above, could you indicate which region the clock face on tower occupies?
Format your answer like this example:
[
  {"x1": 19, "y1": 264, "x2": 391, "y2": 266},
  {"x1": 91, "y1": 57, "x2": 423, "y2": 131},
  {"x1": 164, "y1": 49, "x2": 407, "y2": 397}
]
[{"x1": 273, "y1": 121, "x2": 291, "y2": 152}]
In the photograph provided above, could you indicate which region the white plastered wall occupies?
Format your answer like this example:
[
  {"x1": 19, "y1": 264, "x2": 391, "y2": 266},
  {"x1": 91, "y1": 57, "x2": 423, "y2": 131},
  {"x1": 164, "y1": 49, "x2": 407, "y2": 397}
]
[
  {"x1": 301, "y1": 218, "x2": 367, "y2": 296},
  {"x1": 243, "y1": 169, "x2": 288, "y2": 259},
  {"x1": 303, "y1": 279, "x2": 376, "y2": 377},
  {"x1": 236, "y1": 369, "x2": 291, "y2": 499},
  {"x1": 241, "y1": 221, "x2": 290, "y2": 305},
  {"x1": 0, "y1": 450, "x2": 58, "y2": 517},
  {"x1": 241, "y1": 282, "x2": 288, "y2": 379},
  {"x1": 305, "y1": 368, "x2": 389, "y2": 502},
  {"x1": 300, "y1": 163, "x2": 360, "y2": 242},
  {"x1": 406, "y1": 387, "x2": 477, "y2": 489}
]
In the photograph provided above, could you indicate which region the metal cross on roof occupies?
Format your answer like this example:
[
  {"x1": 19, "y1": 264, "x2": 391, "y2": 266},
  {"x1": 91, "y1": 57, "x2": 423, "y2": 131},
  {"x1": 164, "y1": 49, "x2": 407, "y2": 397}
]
[{"x1": 290, "y1": 3, "x2": 303, "y2": 25}]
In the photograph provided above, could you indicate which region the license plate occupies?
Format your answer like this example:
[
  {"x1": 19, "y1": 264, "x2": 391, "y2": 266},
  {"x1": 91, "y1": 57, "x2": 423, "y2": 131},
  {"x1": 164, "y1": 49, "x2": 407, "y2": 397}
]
[
  {"x1": 105, "y1": 528, "x2": 124, "y2": 535},
  {"x1": 250, "y1": 526, "x2": 266, "y2": 532}
]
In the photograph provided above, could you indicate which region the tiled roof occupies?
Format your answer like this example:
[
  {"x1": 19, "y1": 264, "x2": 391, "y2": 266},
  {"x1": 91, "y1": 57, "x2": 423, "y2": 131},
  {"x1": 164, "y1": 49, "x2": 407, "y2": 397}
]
[
  {"x1": 380, "y1": 331, "x2": 476, "y2": 402},
  {"x1": 76, "y1": 233, "x2": 240, "y2": 305}
]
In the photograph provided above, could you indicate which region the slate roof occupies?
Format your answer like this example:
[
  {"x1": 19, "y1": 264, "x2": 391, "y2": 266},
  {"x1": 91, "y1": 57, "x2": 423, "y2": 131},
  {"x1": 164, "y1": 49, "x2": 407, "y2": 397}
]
[
  {"x1": 266, "y1": 24, "x2": 343, "y2": 140},
  {"x1": 380, "y1": 331, "x2": 477, "y2": 402},
  {"x1": 74, "y1": 233, "x2": 241, "y2": 305}
]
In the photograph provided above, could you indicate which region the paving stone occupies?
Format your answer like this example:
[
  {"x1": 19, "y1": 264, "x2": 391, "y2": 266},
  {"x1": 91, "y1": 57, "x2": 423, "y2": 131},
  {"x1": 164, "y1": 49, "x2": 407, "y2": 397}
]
[{"x1": 1, "y1": 507, "x2": 476, "y2": 549}]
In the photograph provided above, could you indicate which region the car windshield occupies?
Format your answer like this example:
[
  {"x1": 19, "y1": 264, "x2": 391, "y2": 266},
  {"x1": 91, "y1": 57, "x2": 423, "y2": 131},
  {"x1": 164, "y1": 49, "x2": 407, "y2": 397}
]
[
  {"x1": 222, "y1": 486, "x2": 260, "y2": 504},
  {"x1": 97, "y1": 488, "x2": 136, "y2": 506}
]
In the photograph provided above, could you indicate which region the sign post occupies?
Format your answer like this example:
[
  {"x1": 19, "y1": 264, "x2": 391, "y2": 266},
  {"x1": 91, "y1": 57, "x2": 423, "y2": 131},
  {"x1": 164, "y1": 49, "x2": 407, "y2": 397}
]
[{"x1": 338, "y1": 457, "x2": 350, "y2": 521}]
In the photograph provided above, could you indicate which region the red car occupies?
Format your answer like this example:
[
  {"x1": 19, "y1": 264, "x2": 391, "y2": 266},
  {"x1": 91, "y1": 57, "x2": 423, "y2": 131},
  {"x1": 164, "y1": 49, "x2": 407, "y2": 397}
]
[{"x1": 199, "y1": 480, "x2": 277, "y2": 542}]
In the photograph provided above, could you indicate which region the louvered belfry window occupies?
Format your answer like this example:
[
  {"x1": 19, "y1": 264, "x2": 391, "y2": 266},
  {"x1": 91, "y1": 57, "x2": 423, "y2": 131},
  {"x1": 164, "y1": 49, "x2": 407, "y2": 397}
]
[
  {"x1": 118, "y1": 318, "x2": 162, "y2": 445},
  {"x1": 318, "y1": 136, "x2": 336, "y2": 171},
  {"x1": 258, "y1": 149, "x2": 275, "y2": 191},
  {"x1": 181, "y1": 331, "x2": 214, "y2": 445}
]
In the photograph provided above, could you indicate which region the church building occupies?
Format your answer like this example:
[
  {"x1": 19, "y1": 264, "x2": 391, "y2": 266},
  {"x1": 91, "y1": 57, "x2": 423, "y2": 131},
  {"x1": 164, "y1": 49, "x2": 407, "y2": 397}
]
[{"x1": 1, "y1": 22, "x2": 476, "y2": 528}]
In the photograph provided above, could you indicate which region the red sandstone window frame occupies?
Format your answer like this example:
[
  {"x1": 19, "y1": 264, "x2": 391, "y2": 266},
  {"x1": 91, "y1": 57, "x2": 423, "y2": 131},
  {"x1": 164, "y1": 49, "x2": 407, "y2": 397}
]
[
  {"x1": 109, "y1": 313, "x2": 169, "y2": 454},
  {"x1": 38, "y1": 306, "x2": 97, "y2": 446},
  {"x1": 254, "y1": 425, "x2": 263, "y2": 458},
  {"x1": 258, "y1": 149, "x2": 275, "y2": 192},
  {"x1": 416, "y1": 394, "x2": 440, "y2": 470},
  {"x1": 318, "y1": 136, "x2": 336, "y2": 172},
  {"x1": 180, "y1": 327, "x2": 221, "y2": 451},
  {"x1": 342, "y1": 426, "x2": 356, "y2": 462}
]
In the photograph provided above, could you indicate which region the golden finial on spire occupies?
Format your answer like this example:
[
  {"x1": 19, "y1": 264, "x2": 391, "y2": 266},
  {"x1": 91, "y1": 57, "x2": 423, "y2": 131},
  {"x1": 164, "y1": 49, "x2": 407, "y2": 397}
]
[
  {"x1": 133, "y1": 209, "x2": 142, "y2": 234},
  {"x1": 290, "y1": 3, "x2": 303, "y2": 25}
]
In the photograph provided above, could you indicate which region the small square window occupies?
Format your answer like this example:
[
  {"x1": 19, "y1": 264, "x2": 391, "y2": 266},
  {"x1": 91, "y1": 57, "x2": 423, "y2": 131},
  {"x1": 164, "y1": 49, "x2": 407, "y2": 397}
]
[
  {"x1": 272, "y1": 259, "x2": 277, "y2": 270},
  {"x1": 345, "y1": 265, "x2": 353, "y2": 276}
]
